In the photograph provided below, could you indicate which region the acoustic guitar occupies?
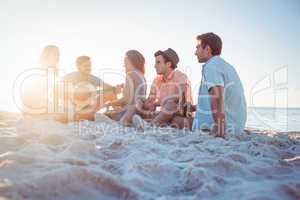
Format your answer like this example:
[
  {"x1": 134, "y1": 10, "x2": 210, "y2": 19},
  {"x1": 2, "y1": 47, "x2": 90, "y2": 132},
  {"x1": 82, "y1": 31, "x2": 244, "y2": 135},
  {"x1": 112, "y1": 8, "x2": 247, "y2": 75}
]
[{"x1": 71, "y1": 84, "x2": 123, "y2": 112}]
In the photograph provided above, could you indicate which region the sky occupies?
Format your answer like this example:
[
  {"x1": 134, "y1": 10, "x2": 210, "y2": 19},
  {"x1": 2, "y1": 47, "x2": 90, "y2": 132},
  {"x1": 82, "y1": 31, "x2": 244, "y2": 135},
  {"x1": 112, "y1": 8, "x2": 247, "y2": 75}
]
[{"x1": 0, "y1": 0, "x2": 299, "y2": 111}]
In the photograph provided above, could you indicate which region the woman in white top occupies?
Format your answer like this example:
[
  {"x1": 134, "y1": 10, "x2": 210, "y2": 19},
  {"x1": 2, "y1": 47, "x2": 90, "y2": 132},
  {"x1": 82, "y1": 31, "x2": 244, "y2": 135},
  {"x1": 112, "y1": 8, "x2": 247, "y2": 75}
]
[{"x1": 105, "y1": 50, "x2": 147, "y2": 121}]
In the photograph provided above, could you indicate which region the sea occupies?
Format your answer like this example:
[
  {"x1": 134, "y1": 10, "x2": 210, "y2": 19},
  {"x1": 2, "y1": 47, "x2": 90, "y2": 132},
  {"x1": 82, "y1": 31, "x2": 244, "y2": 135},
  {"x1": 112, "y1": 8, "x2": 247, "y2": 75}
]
[{"x1": 247, "y1": 107, "x2": 300, "y2": 132}]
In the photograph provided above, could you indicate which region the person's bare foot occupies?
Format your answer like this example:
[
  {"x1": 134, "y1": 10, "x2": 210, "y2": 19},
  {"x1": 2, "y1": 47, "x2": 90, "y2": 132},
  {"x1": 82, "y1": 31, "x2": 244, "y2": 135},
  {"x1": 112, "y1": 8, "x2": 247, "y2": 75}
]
[
  {"x1": 120, "y1": 116, "x2": 132, "y2": 126},
  {"x1": 132, "y1": 114, "x2": 148, "y2": 130}
]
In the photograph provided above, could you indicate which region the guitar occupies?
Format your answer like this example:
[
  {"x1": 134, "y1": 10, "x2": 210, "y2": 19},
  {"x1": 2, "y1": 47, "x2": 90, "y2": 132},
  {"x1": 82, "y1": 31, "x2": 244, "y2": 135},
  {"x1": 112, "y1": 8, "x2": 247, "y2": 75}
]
[{"x1": 71, "y1": 84, "x2": 123, "y2": 112}]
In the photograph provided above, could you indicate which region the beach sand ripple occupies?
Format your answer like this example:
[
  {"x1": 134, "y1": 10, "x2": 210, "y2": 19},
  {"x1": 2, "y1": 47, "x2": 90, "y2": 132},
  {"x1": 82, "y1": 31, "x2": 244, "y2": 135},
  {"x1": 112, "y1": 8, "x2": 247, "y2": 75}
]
[{"x1": 0, "y1": 113, "x2": 299, "y2": 200}]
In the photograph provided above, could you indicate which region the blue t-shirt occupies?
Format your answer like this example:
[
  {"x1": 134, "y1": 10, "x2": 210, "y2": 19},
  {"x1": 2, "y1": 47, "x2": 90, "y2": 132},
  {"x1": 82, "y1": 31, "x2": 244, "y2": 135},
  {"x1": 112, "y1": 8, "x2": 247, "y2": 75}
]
[{"x1": 192, "y1": 56, "x2": 247, "y2": 134}]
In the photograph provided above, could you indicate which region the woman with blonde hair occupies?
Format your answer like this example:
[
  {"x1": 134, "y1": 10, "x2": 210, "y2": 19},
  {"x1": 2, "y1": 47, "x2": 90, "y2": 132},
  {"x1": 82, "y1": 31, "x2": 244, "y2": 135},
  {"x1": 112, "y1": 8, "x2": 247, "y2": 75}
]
[
  {"x1": 22, "y1": 45, "x2": 64, "y2": 120},
  {"x1": 38, "y1": 45, "x2": 60, "y2": 68}
]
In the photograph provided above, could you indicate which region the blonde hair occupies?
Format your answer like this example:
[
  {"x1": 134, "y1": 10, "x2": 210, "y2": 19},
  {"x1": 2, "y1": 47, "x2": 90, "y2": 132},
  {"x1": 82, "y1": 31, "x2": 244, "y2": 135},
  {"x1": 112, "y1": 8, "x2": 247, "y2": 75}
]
[{"x1": 38, "y1": 45, "x2": 60, "y2": 68}]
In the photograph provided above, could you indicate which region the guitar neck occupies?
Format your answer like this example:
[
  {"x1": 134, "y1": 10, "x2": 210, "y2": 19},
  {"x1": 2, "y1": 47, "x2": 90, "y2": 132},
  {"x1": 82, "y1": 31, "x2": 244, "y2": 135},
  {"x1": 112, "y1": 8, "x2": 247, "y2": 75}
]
[
  {"x1": 96, "y1": 86, "x2": 117, "y2": 95},
  {"x1": 96, "y1": 84, "x2": 123, "y2": 94}
]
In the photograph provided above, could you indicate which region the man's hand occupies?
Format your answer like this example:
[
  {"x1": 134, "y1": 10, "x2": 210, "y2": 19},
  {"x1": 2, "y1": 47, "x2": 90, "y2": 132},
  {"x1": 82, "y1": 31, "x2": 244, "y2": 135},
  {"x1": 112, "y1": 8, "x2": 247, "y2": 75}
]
[
  {"x1": 135, "y1": 99, "x2": 144, "y2": 112},
  {"x1": 114, "y1": 84, "x2": 123, "y2": 95},
  {"x1": 208, "y1": 86, "x2": 225, "y2": 138},
  {"x1": 103, "y1": 101, "x2": 112, "y2": 108},
  {"x1": 212, "y1": 117, "x2": 225, "y2": 138},
  {"x1": 143, "y1": 100, "x2": 156, "y2": 111},
  {"x1": 186, "y1": 102, "x2": 196, "y2": 112},
  {"x1": 185, "y1": 102, "x2": 196, "y2": 117}
]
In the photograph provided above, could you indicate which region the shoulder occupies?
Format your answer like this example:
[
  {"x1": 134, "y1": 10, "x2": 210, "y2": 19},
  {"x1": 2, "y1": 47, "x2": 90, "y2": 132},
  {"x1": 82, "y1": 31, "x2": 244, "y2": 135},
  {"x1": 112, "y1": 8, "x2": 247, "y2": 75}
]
[
  {"x1": 153, "y1": 75, "x2": 163, "y2": 84},
  {"x1": 127, "y1": 70, "x2": 144, "y2": 82},
  {"x1": 89, "y1": 74, "x2": 101, "y2": 82},
  {"x1": 127, "y1": 70, "x2": 140, "y2": 78},
  {"x1": 174, "y1": 69, "x2": 187, "y2": 77},
  {"x1": 89, "y1": 74, "x2": 108, "y2": 86},
  {"x1": 150, "y1": 76, "x2": 163, "y2": 89},
  {"x1": 89, "y1": 75, "x2": 113, "y2": 87},
  {"x1": 205, "y1": 56, "x2": 228, "y2": 70},
  {"x1": 173, "y1": 70, "x2": 189, "y2": 83},
  {"x1": 63, "y1": 72, "x2": 78, "y2": 81}
]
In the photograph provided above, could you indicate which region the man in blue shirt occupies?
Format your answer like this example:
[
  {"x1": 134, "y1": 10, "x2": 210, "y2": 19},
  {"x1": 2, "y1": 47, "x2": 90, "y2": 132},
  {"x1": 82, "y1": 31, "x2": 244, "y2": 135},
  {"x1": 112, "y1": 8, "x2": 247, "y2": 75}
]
[
  {"x1": 192, "y1": 32, "x2": 247, "y2": 137},
  {"x1": 172, "y1": 33, "x2": 247, "y2": 137}
]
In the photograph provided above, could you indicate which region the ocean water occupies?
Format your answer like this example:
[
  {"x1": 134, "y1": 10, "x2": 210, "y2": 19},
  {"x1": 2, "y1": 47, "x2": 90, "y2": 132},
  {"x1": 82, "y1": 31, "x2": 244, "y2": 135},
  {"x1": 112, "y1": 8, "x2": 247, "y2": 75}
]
[{"x1": 247, "y1": 107, "x2": 300, "y2": 132}]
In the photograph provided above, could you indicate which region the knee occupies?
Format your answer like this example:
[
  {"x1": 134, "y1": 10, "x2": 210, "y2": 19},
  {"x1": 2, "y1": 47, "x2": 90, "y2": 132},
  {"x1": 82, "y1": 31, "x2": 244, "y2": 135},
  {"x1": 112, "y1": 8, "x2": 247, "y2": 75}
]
[
  {"x1": 161, "y1": 100, "x2": 178, "y2": 114},
  {"x1": 170, "y1": 116, "x2": 193, "y2": 130},
  {"x1": 170, "y1": 117, "x2": 182, "y2": 129}
]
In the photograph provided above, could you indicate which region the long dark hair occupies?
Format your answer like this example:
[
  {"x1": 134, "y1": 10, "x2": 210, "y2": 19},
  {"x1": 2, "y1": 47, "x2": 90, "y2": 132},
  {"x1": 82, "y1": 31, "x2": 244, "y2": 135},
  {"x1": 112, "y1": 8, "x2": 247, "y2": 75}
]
[{"x1": 126, "y1": 50, "x2": 145, "y2": 74}]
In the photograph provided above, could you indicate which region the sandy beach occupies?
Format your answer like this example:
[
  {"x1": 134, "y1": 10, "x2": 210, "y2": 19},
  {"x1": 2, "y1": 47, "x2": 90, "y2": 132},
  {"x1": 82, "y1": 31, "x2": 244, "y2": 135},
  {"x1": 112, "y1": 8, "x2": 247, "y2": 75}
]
[{"x1": 0, "y1": 112, "x2": 299, "y2": 200}]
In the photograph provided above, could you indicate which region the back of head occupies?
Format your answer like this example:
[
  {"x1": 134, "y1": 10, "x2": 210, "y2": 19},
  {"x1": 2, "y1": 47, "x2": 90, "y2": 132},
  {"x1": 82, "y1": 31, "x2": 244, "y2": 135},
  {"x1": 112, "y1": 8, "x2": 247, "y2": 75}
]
[
  {"x1": 38, "y1": 45, "x2": 60, "y2": 68},
  {"x1": 126, "y1": 50, "x2": 145, "y2": 74},
  {"x1": 197, "y1": 32, "x2": 222, "y2": 56}
]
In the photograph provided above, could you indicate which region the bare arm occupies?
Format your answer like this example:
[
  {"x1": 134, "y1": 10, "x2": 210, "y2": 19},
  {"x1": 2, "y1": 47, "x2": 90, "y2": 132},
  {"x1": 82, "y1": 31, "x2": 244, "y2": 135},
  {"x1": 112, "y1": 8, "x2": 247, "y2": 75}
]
[
  {"x1": 182, "y1": 80, "x2": 196, "y2": 113},
  {"x1": 187, "y1": 102, "x2": 197, "y2": 112},
  {"x1": 143, "y1": 80, "x2": 158, "y2": 110},
  {"x1": 208, "y1": 86, "x2": 225, "y2": 138},
  {"x1": 100, "y1": 80, "x2": 112, "y2": 89},
  {"x1": 107, "y1": 73, "x2": 135, "y2": 107}
]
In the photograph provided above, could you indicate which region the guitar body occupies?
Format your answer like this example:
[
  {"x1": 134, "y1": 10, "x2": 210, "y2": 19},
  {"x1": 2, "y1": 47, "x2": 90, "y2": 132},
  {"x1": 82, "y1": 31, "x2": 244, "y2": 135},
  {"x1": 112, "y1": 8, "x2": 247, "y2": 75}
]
[{"x1": 72, "y1": 86, "x2": 118, "y2": 112}]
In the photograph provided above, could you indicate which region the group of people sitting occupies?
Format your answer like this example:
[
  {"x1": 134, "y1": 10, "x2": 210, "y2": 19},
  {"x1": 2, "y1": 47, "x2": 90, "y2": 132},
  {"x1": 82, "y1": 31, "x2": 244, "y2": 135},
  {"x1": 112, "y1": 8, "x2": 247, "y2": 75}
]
[{"x1": 22, "y1": 32, "x2": 247, "y2": 137}]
